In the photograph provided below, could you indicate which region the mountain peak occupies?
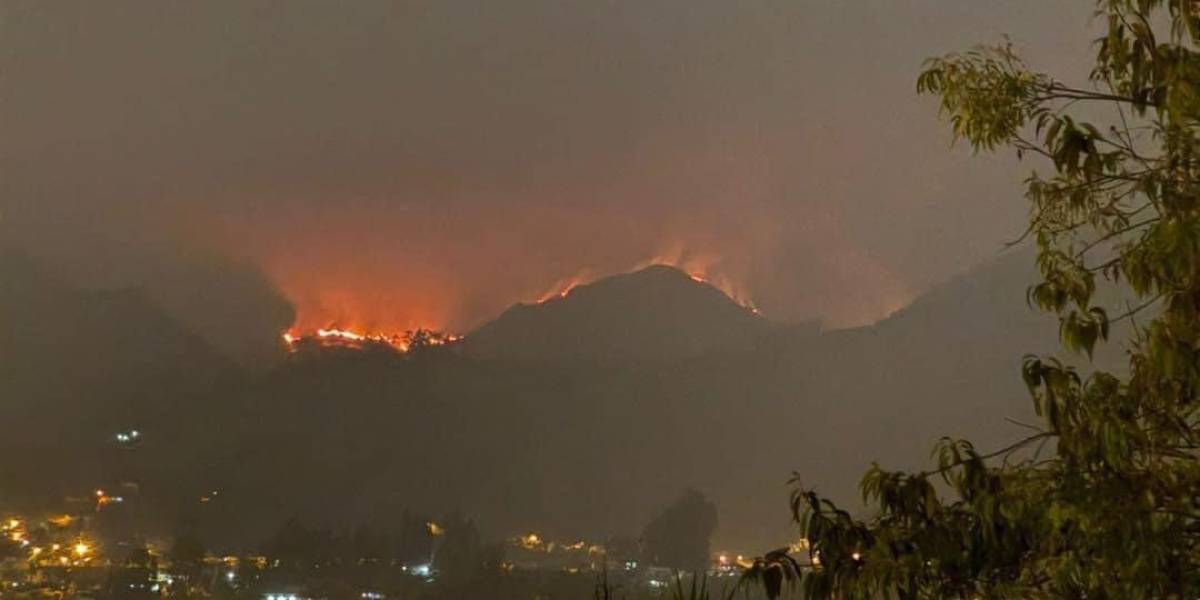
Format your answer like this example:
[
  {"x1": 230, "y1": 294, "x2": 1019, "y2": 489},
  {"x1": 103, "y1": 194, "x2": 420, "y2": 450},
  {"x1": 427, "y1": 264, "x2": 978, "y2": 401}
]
[{"x1": 461, "y1": 265, "x2": 770, "y2": 361}]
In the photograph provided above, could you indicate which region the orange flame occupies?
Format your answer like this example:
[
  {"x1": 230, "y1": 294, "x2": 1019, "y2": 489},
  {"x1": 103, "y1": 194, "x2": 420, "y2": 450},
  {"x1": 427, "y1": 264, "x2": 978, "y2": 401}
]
[
  {"x1": 529, "y1": 246, "x2": 761, "y2": 314},
  {"x1": 631, "y1": 244, "x2": 759, "y2": 311},
  {"x1": 282, "y1": 327, "x2": 463, "y2": 353},
  {"x1": 535, "y1": 270, "x2": 594, "y2": 304}
]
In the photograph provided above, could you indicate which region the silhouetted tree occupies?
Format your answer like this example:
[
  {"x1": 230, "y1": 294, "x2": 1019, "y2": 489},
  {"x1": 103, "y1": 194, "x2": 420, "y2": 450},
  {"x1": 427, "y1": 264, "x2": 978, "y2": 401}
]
[
  {"x1": 432, "y1": 512, "x2": 479, "y2": 580},
  {"x1": 169, "y1": 532, "x2": 206, "y2": 565},
  {"x1": 403, "y1": 328, "x2": 458, "y2": 356},
  {"x1": 108, "y1": 546, "x2": 159, "y2": 600},
  {"x1": 641, "y1": 488, "x2": 717, "y2": 572},
  {"x1": 755, "y1": 2, "x2": 1200, "y2": 598},
  {"x1": 433, "y1": 513, "x2": 504, "y2": 580},
  {"x1": 346, "y1": 523, "x2": 386, "y2": 564},
  {"x1": 265, "y1": 517, "x2": 333, "y2": 569},
  {"x1": 168, "y1": 532, "x2": 206, "y2": 595},
  {"x1": 394, "y1": 510, "x2": 435, "y2": 566}
]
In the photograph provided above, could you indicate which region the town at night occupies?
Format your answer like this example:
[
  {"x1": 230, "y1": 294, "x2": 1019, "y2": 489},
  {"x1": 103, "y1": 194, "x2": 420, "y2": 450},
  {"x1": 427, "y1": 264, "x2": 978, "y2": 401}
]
[{"x1": 4, "y1": 1, "x2": 1198, "y2": 598}]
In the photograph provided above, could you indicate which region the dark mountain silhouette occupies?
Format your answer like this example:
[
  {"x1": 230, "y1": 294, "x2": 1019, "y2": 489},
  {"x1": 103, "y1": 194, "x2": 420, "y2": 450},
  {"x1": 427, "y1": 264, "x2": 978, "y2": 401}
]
[
  {"x1": 189, "y1": 250, "x2": 1077, "y2": 550},
  {"x1": 462, "y1": 264, "x2": 777, "y2": 361},
  {"x1": 0, "y1": 247, "x2": 1126, "y2": 552},
  {"x1": 0, "y1": 249, "x2": 236, "y2": 512}
]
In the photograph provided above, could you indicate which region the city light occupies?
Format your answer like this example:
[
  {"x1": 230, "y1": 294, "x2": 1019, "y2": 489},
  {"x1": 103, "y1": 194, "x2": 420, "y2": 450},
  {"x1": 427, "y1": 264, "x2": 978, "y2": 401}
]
[
  {"x1": 73, "y1": 542, "x2": 91, "y2": 557},
  {"x1": 518, "y1": 533, "x2": 543, "y2": 550},
  {"x1": 115, "y1": 429, "x2": 142, "y2": 443}
]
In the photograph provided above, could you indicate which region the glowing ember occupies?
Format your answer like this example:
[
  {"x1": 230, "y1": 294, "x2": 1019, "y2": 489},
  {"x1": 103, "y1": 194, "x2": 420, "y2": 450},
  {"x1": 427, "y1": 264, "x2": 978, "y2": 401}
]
[
  {"x1": 282, "y1": 327, "x2": 463, "y2": 353},
  {"x1": 532, "y1": 254, "x2": 762, "y2": 315},
  {"x1": 535, "y1": 271, "x2": 593, "y2": 304}
]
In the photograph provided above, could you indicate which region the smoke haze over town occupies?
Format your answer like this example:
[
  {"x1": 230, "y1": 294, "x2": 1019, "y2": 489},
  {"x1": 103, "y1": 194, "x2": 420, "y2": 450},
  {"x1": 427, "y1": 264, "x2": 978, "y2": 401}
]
[
  {"x1": 0, "y1": 2, "x2": 1159, "y2": 599},
  {"x1": 4, "y1": 1, "x2": 1091, "y2": 340}
]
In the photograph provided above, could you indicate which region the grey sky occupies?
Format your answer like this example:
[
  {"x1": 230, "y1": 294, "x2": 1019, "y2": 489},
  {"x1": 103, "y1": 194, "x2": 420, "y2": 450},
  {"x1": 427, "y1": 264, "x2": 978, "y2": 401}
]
[{"x1": 1, "y1": 1, "x2": 1096, "y2": 337}]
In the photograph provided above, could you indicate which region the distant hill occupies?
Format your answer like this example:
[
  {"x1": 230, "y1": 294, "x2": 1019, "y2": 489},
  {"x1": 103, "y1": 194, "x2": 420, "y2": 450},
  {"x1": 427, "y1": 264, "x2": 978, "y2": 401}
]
[
  {"x1": 195, "y1": 249, "x2": 1081, "y2": 550},
  {"x1": 0, "y1": 249, "x2": 236, "y2": 511},
  {"x1": 0, "y1": 247, "x2": 1132, "y2": 553},
  {"x1": 461, "y1": 265, "x2": 778, "y2": 361}
]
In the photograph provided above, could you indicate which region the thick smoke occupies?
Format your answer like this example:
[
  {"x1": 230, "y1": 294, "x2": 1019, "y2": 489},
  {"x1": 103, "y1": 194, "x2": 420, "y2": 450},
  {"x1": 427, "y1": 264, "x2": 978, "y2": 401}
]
[{"x1": 1, "y1": 1, "x2": 1095, "y2": 354}]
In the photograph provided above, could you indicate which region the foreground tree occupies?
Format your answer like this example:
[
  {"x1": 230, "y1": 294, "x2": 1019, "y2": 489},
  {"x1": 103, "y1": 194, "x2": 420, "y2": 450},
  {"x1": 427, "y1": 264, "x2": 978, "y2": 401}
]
[
  {"x1": 642, "y1": 488, "x2": 718, "y2": 572},
  {"x1": 764, "y1": 2, "x2": 1200, "y2": 598},
  {"x1": 168, "y1": 532, "x2": 207, "y2": 595}
]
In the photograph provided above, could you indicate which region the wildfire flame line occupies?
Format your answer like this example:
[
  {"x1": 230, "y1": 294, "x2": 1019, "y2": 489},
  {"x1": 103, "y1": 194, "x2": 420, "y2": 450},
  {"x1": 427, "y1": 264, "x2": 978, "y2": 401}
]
[
  {"x1": 533, "y1": 254, "x2": 761, "y2": 315},
  {"x1": 282, "y1": 327, "x2": 463, "y2": 353}
]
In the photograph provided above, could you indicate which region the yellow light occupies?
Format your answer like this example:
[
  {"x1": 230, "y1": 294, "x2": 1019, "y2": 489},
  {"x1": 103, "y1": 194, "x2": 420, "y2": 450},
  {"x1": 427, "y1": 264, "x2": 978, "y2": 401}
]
[
  {"x1": 95, "y1": 489, "x2": 105, "y2": 497},
  {"x1": 30, "y1": 547, "x2": 42, "y2": 556},
  {"x1": 6, "y1": 519, "x2": 18, "y2": 529},
  {"x1": 59, "y1": 557, "x2": 68, "y2": 565},
  {"x1": 48, "y1": 515, "x2": 74, "y2": 527},
  {"x1": 518, "y1": 533, "x2": 543, "y2": 550},
  {"x1": 73, "y1": 542, "x2": 90, "y2": 557},
  {"x1": 11, "y1": 532, "x2": 23, "y2": 542},
  {"x1": 426, "y1": 522, "x2": 444, "y2": 537},
  {"x1": 51, "y1": 544, "x2": 61, "y2": 551}
]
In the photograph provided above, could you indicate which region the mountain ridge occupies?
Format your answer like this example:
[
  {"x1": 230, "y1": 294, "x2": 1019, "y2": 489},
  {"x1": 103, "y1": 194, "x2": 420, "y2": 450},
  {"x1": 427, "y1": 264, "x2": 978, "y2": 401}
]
[{"x1": 461, "y1": 264, "x2": 776, "y2": 362}]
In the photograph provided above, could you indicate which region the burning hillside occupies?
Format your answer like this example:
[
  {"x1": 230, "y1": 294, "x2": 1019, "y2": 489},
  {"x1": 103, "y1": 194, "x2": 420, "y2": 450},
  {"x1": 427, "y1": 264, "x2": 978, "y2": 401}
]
[
  {"x1": 276, "y1": 247, "x2": 764, "y2": 356},
  {"x1": 533, "y1": 249, "x2": 761, "y2": 315},
  {"x1": 282, "y1": 327, "x2": 463, "y2": 353},
  {"x1": 463, "y1": 264, "x2": 774, "y2": 361},
  {"x1": 275, "y1": 262, "x2": 767, "y2": 361}
]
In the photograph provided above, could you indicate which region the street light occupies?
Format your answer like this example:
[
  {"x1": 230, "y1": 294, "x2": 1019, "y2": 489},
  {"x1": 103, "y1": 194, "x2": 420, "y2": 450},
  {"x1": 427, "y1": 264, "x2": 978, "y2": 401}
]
[{"x1": 115, "y1": 429, "x2": 142, "y2": 446}]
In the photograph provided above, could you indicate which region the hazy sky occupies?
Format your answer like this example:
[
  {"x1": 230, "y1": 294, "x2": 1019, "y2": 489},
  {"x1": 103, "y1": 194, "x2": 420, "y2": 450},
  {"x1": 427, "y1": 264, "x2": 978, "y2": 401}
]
[{"x1": 1, "y1": 1, "x2": 1096, "y2": 338}]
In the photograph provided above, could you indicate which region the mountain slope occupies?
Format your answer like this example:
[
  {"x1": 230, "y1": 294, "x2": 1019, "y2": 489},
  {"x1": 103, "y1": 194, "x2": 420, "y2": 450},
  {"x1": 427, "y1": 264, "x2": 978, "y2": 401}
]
[
  {"x1": 0, "y1": 247, "x2": 1124, "y2": 553},
  {"x1": 461, "y1": 265, "x2": 776, "y2": 361},
  {"x1": 196, "y1": 249, "x2": 1083, "y2": 551},
  {"x1": 0, "y1": 249, "x2": 237, "y2": 510}
]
